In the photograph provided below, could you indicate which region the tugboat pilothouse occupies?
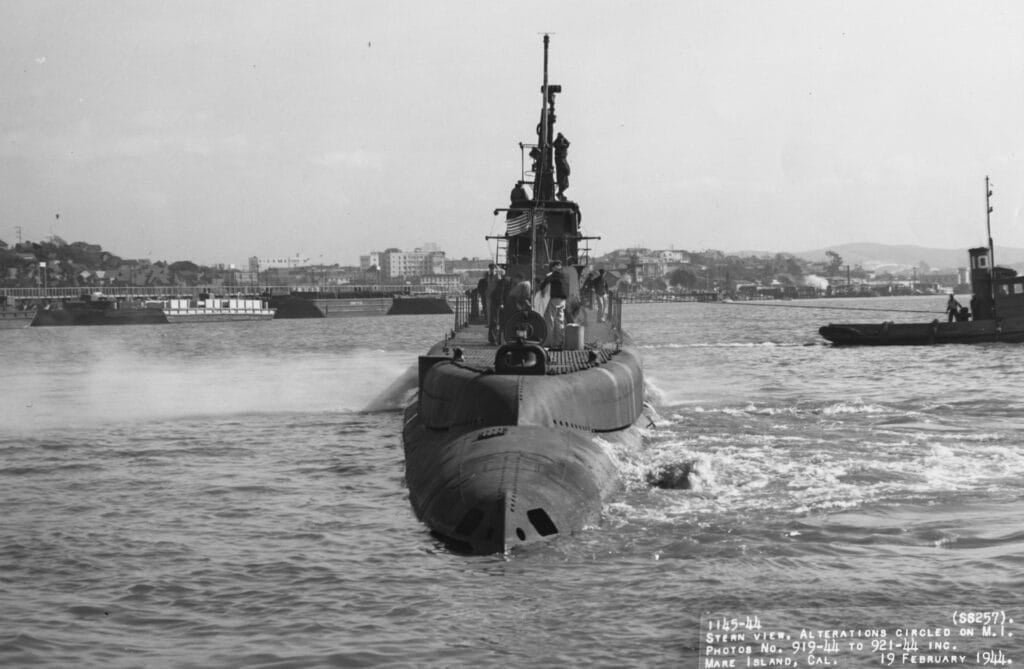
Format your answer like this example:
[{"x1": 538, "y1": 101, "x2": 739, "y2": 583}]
[{"x1": 402, "y1": 36, "x2": 648, "y2": 554}]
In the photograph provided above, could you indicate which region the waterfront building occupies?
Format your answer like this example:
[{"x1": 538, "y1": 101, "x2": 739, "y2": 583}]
[
  {"x1": 417, "y1": 273, "x2": 462, "y2": 293},
  {"x1": 379, "y1": 248, "x2": 446, "y2": 280},
  {"x1": 253, "y1": 254, "x2": 311, "y2": 270},
  {"x1": 359, "y1": 252, "x2": 382, "y2": 271}
]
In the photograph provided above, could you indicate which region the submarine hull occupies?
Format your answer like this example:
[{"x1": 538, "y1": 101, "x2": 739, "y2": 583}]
[
  {"x1": 403, "y1": 416, "x2": 632, "y2": 554},
  {"x1": 400, "y1": 35, "x2": 648, "y2": 554},
  {"x1": 402, "y1": 339, "x2": 645, "y2": 554}
]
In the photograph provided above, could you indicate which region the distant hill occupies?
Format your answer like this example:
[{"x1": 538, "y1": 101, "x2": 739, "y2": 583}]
[{"x1": 784, "y1": 242, "x2": 1024, "y2": 272}]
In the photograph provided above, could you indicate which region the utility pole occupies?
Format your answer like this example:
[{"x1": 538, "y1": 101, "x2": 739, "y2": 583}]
[{"x1": 986, "y1": 176, "x2": 996, "y2": 313}]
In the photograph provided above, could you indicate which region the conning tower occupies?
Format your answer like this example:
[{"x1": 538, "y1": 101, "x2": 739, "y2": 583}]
[{"x1": 491, "y1": 35, "x2": 598, "y2": 288}]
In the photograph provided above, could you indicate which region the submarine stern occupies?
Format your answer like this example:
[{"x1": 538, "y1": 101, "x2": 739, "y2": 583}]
[{"x1": 403, "y1": 420, "x2": 620, "y2": 554}]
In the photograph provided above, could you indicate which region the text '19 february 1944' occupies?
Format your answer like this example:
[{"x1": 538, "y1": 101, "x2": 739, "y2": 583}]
[{"x1": 699, "y1": 609, "x2": 1017, "y2": 667}]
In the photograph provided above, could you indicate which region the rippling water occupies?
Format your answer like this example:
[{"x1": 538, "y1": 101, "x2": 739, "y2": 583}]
[{"x1": 2, "y1": 298, "x2": 1022, "y2": 668}]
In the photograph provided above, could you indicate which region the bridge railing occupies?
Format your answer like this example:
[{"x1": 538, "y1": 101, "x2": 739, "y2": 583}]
[
  {"x1": 1, "y1": 286, "x2": 192, "y2": 299},
  {"x1": 0, "y1": 283, "x2": 459, "y2": 300}
]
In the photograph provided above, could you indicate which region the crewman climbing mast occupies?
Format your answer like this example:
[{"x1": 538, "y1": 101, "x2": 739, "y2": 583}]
[{"x1": 554, "y1": 132, "x2": 570, "y2": 201}]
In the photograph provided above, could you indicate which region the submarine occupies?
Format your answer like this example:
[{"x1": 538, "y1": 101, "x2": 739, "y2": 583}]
[{"x1": 402, "y1": 35, "x2": 648, "y2": 554}]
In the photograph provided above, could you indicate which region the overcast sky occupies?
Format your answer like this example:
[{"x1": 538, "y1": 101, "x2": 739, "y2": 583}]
[{"x1": 5, "y1": 1, "x2": 1024, "y2": 266}]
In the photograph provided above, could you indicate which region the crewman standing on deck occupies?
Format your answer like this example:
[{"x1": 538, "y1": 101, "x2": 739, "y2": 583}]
[
  {"x1": 485, "y1": 264, "x2": 502, "y2": 344},
  {"x1": 539, "y1": 260, "x2": 568, "y2": 347},
  {"x1": 591, "y1": 268, "x2": 609, "y2": 322},
  {"x1": 946, "y1": 293, "x2": 961, "y2": 323},
  {"x1": 506, "y1": 271, "x2": 532, "y2": 315}
]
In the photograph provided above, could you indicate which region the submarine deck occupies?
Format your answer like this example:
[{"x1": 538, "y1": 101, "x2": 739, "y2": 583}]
[{"x1": 439, "y1": 305, "x2": 623, "y2": 375}]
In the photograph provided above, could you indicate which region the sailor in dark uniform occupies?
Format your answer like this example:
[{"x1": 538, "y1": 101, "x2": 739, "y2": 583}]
[
  {"x1": 946, "y1": 294, "x2": 961, "y2": 323},
  {"x1": 539, "y1": 260, "x2": 568, "y2": 347},
  {"x1": 553, "y1": 133, "x2": 570, "y2": 201},
  {"x1": 510, "y1": 181, "x2": 529, "y2": 206}
]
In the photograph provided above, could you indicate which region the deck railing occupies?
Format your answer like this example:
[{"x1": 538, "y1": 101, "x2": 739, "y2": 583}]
[{"x1": 452, "y1": 295, "x2": 472, "y2": 332}]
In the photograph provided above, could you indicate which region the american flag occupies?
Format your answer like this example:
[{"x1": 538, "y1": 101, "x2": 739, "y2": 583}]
[{"x1": 506, "y1": 211, "x2": 542, "y2": 236}]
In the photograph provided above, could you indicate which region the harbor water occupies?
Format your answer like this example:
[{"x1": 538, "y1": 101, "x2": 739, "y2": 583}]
[{"x1": 2, "y1": 297, "x2": 1022, "y2": 668}]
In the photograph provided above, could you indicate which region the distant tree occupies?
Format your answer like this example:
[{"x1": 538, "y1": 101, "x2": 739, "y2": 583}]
[
  {"x1": 169, "y1": 260, "x2": 200, "y2": 274},
  {"x1": 825, "y1": 250, "x2": 843, "y2": 275},
  {"x1": 643, "y1": 277, "x2": 667, "y2": 291},
  {"x1": 169, "y1": 260, "x2": 201, "y2": 285},
  {"x1": 668, "y1": 268, "x2": 698, "y2": 289},
  {"x1": 65, "y1": 243, "x2": 102, "y2": 266},
  {"x1": 774, "y1": 253, "x2": 803, "y2": 276}
]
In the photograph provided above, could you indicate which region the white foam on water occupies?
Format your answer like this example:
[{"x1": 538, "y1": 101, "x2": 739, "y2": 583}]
[
  {"x1": 4, "y1": 347, "x2": 416, "y2": 432},
  {"x1": 362, "y1": 364, "x2": 418, "y2": 413},
  {"x1": 912, "y1": 440, "x2": 1024, "y2": 491},
  {"x1": 642, "y1": 377, "x2": 668, "y2": 406},
  {"x1": 607, "y1": 402, "x2": 1024, "y2": 530}
]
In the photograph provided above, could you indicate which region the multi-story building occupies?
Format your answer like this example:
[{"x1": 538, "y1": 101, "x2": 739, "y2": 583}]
[
  {"x1": 251, "y1": 254, "x2": 311, "y2": 270},
  {"x1": 359, "y1": 252, "x2": 382, "y2": 271},
  {"x1": 417, "y1": 273, "x2": 463, "y2": 293},
  {"x1": 657, "y1": 249, "x2": 691, "y2": 264},
  {"x1": 379, "y1": 248, "x2": 446, "y2": 281}
]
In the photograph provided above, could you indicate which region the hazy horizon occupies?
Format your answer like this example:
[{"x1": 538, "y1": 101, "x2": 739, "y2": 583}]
[
  {"x1": 7, "y1": 2, "x2": 1024, "y2": 267},
  {"x1": 9, "y1": 233, "x2": 1017, "y2": 273}
]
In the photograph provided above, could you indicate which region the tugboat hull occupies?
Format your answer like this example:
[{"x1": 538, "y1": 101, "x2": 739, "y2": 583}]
[{"x1": 819, "y1": 318, "x2": 1024, "y2": 345}]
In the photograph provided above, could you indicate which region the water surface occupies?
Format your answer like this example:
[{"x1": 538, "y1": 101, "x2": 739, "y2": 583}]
[{"x1": 1, "y1": 298, "x2": 1021, "y2": 667}]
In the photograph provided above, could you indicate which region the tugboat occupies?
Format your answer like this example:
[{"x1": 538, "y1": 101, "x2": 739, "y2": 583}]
[
  {"x1": 402, "y1": 36, "x2": 648, "y2": 554},
  {"x1": 820, "y1": 177, "x2": 1024, "y2": 345}
]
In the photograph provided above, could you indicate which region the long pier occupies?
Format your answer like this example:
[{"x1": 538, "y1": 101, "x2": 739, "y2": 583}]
[
  {"x1": 0, "y1": 283, "x2": 443, "y2": 301},
  {"x1": 0, "y1": 285, "x2": 437, "y2": 319},
  {"x1": 618, "y1": 291, "x2": 719, "y2": 303},
  {"x1": 2, "y1": 286, "x2": 201, "y2": 300},
  {"x1": 3, "y1": 286, "x2": 719, "y2": 306}
]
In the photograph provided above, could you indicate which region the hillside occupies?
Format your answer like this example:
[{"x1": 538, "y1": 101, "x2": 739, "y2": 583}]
[{"x1": 787, "y1": 242, "x2": 1024, "y2": 271}]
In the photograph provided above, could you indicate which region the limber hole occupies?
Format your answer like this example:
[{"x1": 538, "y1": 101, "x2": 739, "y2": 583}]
[{"x1": 527, "y1": 508, "x2": 558, "y2": 537}]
